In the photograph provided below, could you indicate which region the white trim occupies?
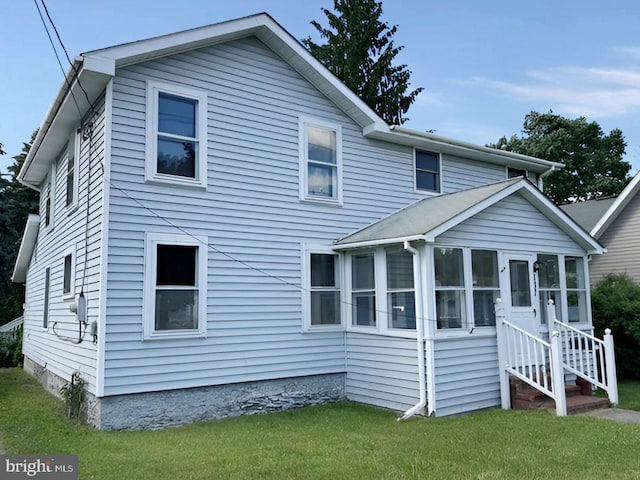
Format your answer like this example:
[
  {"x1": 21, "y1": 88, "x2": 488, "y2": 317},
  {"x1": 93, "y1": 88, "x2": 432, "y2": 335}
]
[
  {"x1": 42, "y1": 161, "x2": 56, "y2": 233},
  {"x1": 96, "y1": 79, "x2": 113, "y2": 397},
  {"x1": 11, "y1": 214, "x2": 40, "y2": 283},
  {"x1": 591, "y1": 172, "x2": 640, "y2": 238},
  {"x1": 414, "y1": 148, "x2": 442, "y2": 195},
  {"x1": 332, "y1": 235, "x2": 426, "y2": 251},
  {"x1": 301, "y1": 244, "x2": 344, "y2": 332},
  {"x1": 298, "y1": 116, "x2": 343, "y2": 205},
  {"x1": 62, "y1": 244, "x2": 76, "y2": 300},
  {"x1": 143, "y1": 232, "x2": 208, "y2": 340},
  {"x1": 145, "y1": 80, "x2": 208, "y2": 189}
]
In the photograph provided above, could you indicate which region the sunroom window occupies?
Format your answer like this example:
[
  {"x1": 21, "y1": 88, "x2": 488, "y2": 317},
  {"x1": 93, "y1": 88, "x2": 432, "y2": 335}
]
[
  {"x1": 471, "y1": 250, "x2": 499, "y2": 327},
  {"x1": 565, "y1": 257, "x2": 587, "y2": 323},
  {"x1": 537, "y1": 254, "x2": 562, "y2": 324},
  {"x1": 386, "y1": 248, "x2": 416, "y2": 330},
  {"x1": 435, "y1": 247, "x2": 465, "y2": 329},
  {"x1": 310, "y1": 253, "x2": 341, "y2": 326},
  {"x1": 352, "y1": 253, "x2": 376, "y2": 327}
]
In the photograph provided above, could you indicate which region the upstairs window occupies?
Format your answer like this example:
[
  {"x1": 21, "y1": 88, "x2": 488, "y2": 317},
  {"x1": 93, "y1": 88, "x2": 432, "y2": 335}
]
[
  {"x1": 146, "y1": 81, "x2": 208, "y2": 188},
  {"x1": 507, "y1": 167, "x2": 527, "y2": 179},
  {"x1": 299, "y1": 118, "x2": 342, "y2": 204},
  {"x1": 415, "y1": 150, "x2": 441, "y2": 193},
  {"x1": 66, "y1": 129, "x2": 80, "y2": 208}
]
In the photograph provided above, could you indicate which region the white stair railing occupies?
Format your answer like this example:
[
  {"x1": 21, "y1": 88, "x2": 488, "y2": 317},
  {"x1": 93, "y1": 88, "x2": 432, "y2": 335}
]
[
  {"x1": 0, "y1": 316, "x2": 24, "y2": 339},
  {"x1": 549, "y1": 301, "x2": 618, "y2": 405},
  {"x1": 495, "y1": 299, "x2": 567, "y2": 416}
]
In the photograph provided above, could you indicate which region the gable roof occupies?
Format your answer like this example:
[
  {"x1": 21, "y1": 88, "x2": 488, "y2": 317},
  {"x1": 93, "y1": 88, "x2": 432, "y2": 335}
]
[
  {"x1": 19, "y1": 13, "x2": 563, "y2": 189},
  {"x1": 11, "y1": 214, "x2": 40, "y2": 283},
  {"x1": 559, "y1": 197, "x2": 617, "y2": 233},
  {"x1": 334, "y1": 178, "x2": 604, "y2": 254},
  {"x1": 589, "y1": 173, "x2": 640, "y2": 239}
]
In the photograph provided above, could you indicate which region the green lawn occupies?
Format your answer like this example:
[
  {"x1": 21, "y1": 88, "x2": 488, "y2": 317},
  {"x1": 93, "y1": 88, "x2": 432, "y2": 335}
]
[
  {"x1": 613, "y1": 380, "x2": 640, "y2": 411},
  {"x1": 1, "y1": 368, "x2": 639, "y2": 480}
]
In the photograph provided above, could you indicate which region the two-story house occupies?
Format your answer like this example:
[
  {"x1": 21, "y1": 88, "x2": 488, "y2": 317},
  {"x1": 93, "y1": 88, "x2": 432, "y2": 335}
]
[{"x1": 12, "y1": 14, "x2": 615, "y2": 430}]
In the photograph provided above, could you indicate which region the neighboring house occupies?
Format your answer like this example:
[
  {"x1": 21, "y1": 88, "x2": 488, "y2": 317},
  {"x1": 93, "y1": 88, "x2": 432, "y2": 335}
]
[
  {"x1": 12, "y1": 13, "x2": 614, "y2": 430},
  {"x1": 561, "y1": 173, "x2": 640, "y2": 285}
]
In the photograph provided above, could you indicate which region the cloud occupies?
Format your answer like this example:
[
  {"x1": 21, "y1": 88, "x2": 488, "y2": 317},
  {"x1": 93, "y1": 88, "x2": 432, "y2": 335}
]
[{"x1": 463, "y1": 65, "x2": 640, "y2": 118}]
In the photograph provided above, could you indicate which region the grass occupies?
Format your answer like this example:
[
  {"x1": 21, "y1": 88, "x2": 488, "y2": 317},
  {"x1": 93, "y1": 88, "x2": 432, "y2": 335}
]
[
  {"x1": 609, "y1": 380, "x2": 640, "y2": 411},
  {"x1": 1, "y1": 368, "x2": 640, "y2": 479}
]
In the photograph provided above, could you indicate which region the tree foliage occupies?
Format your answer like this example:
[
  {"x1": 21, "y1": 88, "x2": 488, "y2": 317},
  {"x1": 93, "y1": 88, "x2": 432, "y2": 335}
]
[
  {"x1": 302, "y1": 0, "x2": 423, "y2": 125},
  {"x1": 0, "y1": 132, "x2": 39, "y2": 325},
  {"x1": 491, "y1": 111, "x2": 630, "y2": 205},
  {"x1": 591, "y1": 273, "x2": 640, "y2": 380}
]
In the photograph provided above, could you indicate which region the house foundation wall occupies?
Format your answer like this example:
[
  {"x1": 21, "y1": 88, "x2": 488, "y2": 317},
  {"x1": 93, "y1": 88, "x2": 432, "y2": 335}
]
[{"x1": 24, "y1": 355, "x2": 345, "y2": 430}]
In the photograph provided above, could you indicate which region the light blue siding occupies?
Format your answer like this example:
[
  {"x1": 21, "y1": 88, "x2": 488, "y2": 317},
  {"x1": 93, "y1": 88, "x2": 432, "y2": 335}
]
[
  {"x1": 346, "y1": 333, "x2": 421, "y2": 412},
  {"x1": 436, "y1": 193, "x2": 585, "y2": 254},
  {"x1": 433, "y1": 336, "x2": 501, "y2": 417},
  {"x1": 22, "y1": 100, "x2": 106, "y2": 394}
]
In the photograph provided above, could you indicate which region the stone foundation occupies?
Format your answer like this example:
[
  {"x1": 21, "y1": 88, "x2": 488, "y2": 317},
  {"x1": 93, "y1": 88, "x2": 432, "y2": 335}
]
[{"x1": 24, "y1": 356, "x2": 345, "y2": 430}]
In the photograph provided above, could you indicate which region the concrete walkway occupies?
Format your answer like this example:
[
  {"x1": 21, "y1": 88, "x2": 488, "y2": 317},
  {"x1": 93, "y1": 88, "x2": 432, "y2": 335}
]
[{"x1": 580, "y1": 407, "x2": 640, "y2": 423}]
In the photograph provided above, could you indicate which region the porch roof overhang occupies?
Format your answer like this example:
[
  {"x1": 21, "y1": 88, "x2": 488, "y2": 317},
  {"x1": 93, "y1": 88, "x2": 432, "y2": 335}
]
[
  {"x1": 11, "y1": 214, "x2": 40, "y2": 283},
  {"x1": 333, "y1": 178, "x2": 606, "y2": 255}
]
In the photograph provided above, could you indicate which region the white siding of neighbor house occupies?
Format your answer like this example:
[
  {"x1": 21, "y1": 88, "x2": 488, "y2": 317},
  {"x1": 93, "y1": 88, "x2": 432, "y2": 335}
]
[
  {"x1": 345, "y1": 333, "x2": 421, "y2": 412},
  {"x1": 436, "y1": 193, "x2": 586, "y2": 255},
  {"x1": 589, "y1": 192, "x2": 640, "y2": 284},
  {"x1": 433, "y1": 336, "x2": 500, "y2": 417},
  {"x1": 22, "y1": 100, "x2": 106, "y2": 395}
]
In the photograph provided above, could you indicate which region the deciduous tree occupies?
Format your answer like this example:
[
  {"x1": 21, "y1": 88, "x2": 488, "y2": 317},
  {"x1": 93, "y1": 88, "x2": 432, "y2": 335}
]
[{"x1": 491, "y1": 111, "x2": 630, "y2": 204}]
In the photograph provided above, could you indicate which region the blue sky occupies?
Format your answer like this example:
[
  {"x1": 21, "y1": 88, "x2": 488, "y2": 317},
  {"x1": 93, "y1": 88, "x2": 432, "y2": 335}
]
[{"x1": 2, "y1": 0, "x2": 640, "y2": 174}]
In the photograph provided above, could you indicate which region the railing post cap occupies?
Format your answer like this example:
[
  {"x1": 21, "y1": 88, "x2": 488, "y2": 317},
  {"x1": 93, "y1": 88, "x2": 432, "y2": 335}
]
[
  {"x1": 551, "y1": 330, "x2": 560, "y2": 338},
  {"x1": 605, "y1": 328, "x2": 612, "y2": 335},
  {"x1": 547, "y1": 299, "x2": 555, "y2": 305},
  {"x1": 495, "y1": 298, "x2": 502, "y2": 304}
]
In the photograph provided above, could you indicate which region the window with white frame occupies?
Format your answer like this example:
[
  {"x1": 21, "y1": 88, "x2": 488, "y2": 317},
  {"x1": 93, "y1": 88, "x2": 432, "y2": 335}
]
[
  {"x1": 43, "y1": 267, "x2": 50, "y2": 329},
  {"x1": 565, "y1": 256, "x2": 587, "y2": 323},
  {"x1": 62, "y1": 246, "x2": 75, "y2": 299},
  {"x1": 146, "y1": 81, "x2": 208, "y2": 187},
  {"x1": 537, "y1": 254, "x2": 562, "y2": 324},
  {"x1": 386, "y1": 248, "x2": 416, "y2": 330},
  {"x1": 43, "y1": 163, "x2": 55, "y2": 230},
  {"x1": 299, "y1": 118, "x2": 342, "y2": 203},
  {"x1": 66, "y1": 129, "x2": 80, "y2": 208},
  {"x1": 471, "y1": 250, "x2": 499, "y2": 327},
  {"x1": 304, "y1": 250, "x2": 341, "y2": 328},
  {"x1": 144, "y1": 233, "x2": 207, "y2": 339},
  {"x1": 351, "y1": 252, "x2": 376, "y2": 327},
  {"x1": 434, "y1": 247, "x2": 465, "y2": 329},
  {"x1": 415, "y1": 150, "x2": 440, "y2": 193}
]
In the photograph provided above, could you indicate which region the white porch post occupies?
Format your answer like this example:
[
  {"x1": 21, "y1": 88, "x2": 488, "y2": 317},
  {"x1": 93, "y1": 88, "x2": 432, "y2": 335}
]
[
  {"x1": 495, "y1": 298, "x2": 511, "y2": 410},
  {"x1": 546, "y1": 299, "x2": 556, "y2": 325},
  {"x1": 604, "y1": 329, "x2": 619, "y2": 405},
  {"x1": 550, "y1": 331, "x2": 567, "y2": 416}
]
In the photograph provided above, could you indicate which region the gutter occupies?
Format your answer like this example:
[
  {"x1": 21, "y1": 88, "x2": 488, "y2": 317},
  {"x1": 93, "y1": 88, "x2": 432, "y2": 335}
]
[
  {"x1": 18, "y1": 58, "x2": 84, "y2": 184},
  {"x1": 398, "y1": 240, "x2": 427, "y2": 420}
]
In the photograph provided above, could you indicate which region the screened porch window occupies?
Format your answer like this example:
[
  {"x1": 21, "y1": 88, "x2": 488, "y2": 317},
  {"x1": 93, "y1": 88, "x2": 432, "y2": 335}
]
[
  {"x1": 472, "y1": 250, "x2": 499, "y2": 326},
  {"x1": 352, "y1": 253, "x2": 376, "y2": 327},
  {"x1": 435, "y1": 247, "x2": 465, "y2": 329},
  {"x1": 537, "y1": 254, "x2": 562, "y2": 324}
]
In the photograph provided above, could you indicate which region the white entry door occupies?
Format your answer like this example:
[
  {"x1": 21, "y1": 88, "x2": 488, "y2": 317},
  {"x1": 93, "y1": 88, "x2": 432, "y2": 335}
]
[{"x1": 501, "y1": 253, "x2": 539, "y2": 336}]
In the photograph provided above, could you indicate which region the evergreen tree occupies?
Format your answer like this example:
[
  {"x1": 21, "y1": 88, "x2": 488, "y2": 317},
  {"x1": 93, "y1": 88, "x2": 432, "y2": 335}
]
[
  {"x1": 303, "y1": 0, "x2": 423, "y2": 125},
  {"x1": 0, "y1": 131, "x2": 39, "y2": 324},
  {"x1": 491, "y1": 111, "x2": 630, "y2": 204}
]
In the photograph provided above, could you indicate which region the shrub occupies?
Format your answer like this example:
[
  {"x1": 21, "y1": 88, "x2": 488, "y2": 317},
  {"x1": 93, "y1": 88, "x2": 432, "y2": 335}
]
[
  {"x1": 0, "y1": 328, "x2": 22, "y2": 367},
  {"x1": 591, "y1": 273, "x2": 640, "y2": 380}
]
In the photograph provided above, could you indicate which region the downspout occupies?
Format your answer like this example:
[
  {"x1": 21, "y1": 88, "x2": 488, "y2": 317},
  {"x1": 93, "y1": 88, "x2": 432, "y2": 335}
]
[
  {"x1": 538, "y1": 165, "x2": 557, "y2": 190},
  {"x1": 398, "y1": 240, "x2": 427, "y2": 420}
]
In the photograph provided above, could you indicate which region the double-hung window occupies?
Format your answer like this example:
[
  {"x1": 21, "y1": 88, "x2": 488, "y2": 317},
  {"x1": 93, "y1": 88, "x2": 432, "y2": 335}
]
[
  {"x1": 537, "y1": 254, "x2": 562, "y2": 324},
  {"x1": 146, "y1": 81, "x2": 208, "y2": 187},
  {"x1": 62, "y1": 246, "x2": 75, "y2": 300},
  {"x1": 471, "y1": 250, "x2": 499, "y2": 327},
  {"x1": 351, "y1": 252, "x2": 376, "y2": 327},
  {"x1": 66, "y1": 129, "x2": 80, "y2": 209},
  {"x1": 434, "y1": 247, "x2": 465, "y2": 329},
  {"x1": 565, "y1": 257, "x2": 587, "y2": 323},
  {"x1": 43, "y1": 267, "x2": 50, "y2": 329},
  {"x1": 299, "y1": 118, "x2": 342, "y2": 204},
  {"x1": 144, "y1": 233, "x2": 207, "y2": 339},
  {"x1": 415, "y1": 150, "x2": 440, "y2": 193},
  {"x1": 304, "y1": 248, "x2": 341, "y2": 329},
  {"x1": 386, "y1": 248, "x2": 416, "y2": 330}
]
